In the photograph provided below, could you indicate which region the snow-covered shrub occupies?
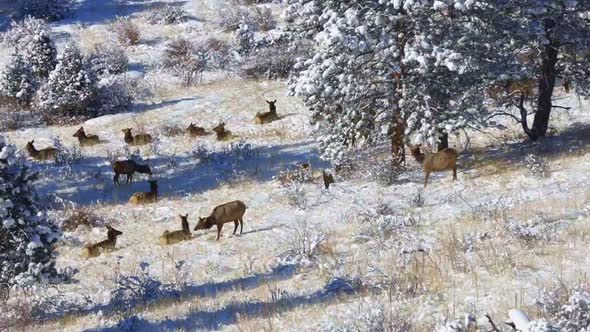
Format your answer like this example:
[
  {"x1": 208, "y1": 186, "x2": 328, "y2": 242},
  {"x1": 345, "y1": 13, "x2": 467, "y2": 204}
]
[
  {"x1": 524, "y1": 154, "x2": 550, "y2": 178},
  {"x1": 17, "y1": 0, "x2": 71, "y2": 21},
  {"x1": 163, "y1": 38, "x2": 208, "y2": 87},
  {"x1": 144, "y1": 4, "x2": 188, "y2": 25},
  {"x1": 37, "y1": 43, "x2": 96, "y2": 119},
  {"x1": 93, "y1": 75, "x2": 133, "y2": 115},
  {"x1": 110, "y1": 16, "x2": 140, "y2": 46},
  {"x1": 3, "y1": 17, "x2": 57, "y2": 80},
  {"x1": 276, "y1": 218, "x2": 326, "y2": 266},
  {"x1": 0, "y1": 52, "x2": 36, "y2": 106},
  {"x1": 0, "y1": 136, "x2": 61, "y2": 289},
  {"x1": 87, "y1": 43, "x2": 128, "y2": 77}
]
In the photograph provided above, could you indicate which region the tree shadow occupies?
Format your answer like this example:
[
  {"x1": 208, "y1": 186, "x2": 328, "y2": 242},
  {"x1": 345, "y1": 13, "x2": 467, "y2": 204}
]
[{"x1": 83, "y1": 278, "x2": 359, "y2": 331}]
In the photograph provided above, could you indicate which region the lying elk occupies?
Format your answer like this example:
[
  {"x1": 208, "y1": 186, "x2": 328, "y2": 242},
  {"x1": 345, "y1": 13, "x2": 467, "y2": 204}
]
[
  {"x1": 122, "y1": 128, "x2": 153, "y2": 146},
  {"x1": 73, "y1": 127, "x2": 100, "y2": 146},
  {"x1": 25, "y1": 140, "x2": 56, "y2": 161},
  {"x1": 212, "y1": 122, "x2": 232, "y2": 141},
  {"x1": 254, "y1": 99, "x2": 279, "y2": 124},
  {"x1": 159, "y1": 214, "x2": 192, "y2": 245},
  {"x1": 187, "y1": 122, "x2": 206, "y2": 138},
  {"x1": 128, "y1": 179, "x2": 158, "y2": 204},
  {"x1": 194, "y1": 200, "x2": 246, "y2": 241},
  {"x1": 112, "y1": 160, "x2": 152, "y2": 185},
  {"x1": 410, "y1": 144, "x2": 458, "y2": 187},
  {"x1": 80, "y1": 226, "x2": 123, "y2": 258}
]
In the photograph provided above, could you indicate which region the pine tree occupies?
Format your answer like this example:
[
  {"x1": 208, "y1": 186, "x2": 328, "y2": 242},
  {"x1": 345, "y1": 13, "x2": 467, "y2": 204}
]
[
  {"x1": 0, "y1": 136, "x2": 60, "y2": 289},
  {"x1": 3, "y1": 17, "x2": 57, "y2": 80},
  {"x1": 0, "y1": 51, "x2": 36, "y2": 106},
  {"x1": 37, "y1": 43, "x2": 96, "y2": 117}
]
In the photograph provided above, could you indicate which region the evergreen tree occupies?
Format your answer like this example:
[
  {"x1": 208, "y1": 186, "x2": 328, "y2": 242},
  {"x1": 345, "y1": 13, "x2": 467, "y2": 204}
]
[
  {"x1": 37, "y1": 43, "x2": 96, "y2": 117},
  {"x1": 0, "y1": 52, "x2": 36, "y2": 105},
  {"x1": 0, "y1": 136, "x2": 60, "y2": 289}
]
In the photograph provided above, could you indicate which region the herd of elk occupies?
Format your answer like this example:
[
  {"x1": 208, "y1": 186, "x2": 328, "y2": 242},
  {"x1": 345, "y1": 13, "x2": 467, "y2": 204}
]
[{"x1": 254, "y1": 99, "x2": 279, "y2": 124}]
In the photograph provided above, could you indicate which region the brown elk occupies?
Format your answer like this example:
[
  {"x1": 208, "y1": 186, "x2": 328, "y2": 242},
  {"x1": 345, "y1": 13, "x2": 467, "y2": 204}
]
[
  {"x1": 80, "y1": 226, "x2": 123, "y2": 258},
  {"x1": 194, "y1": 200, "x2": 247, "y2": 241},
  {"x1": 254, "y1": 99, "x2": 279, "y2": 124},
  {"x1": 25, "y1": 140, "x2": 56, "y2": 161},
  {"x1": 122, "y1": 128, "x2": 153, "y2": 146},
  {"x1": 322, "y1": 170, "x2": 334, "y2": 189},
  {"x1": 212, "y1": 122, "x2": 232, "y2": 141},
  {"x1": 112, "y1": 160, "x2": 152, "y2": 185},
  {"x1": 187, "y1": 122, "x2": 206, "y2": 137},
  {"x1": 159, "y1": 214, "x2": 192, "y2": 245},
  {"x1": 410, "y1": 144, "x2": 458, "y2": 187},
  {"x1": 73, "y1": 127, "x2": 100, "y2": 146},
  {"x1": 128, "y1": 179, "x2": 158, "y2": 204}
]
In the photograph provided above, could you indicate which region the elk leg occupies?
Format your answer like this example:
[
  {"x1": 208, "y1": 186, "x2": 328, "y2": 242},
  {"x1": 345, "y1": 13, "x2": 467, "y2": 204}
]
[
  {"x1": 453, "y1": 166, "x2": 457, "y2": 180},
  {"x1": 216, "y1": 223, "x2": 222, "y2": 241},
  {"x1": 239, "y1": 217, "x2": 243, "y2": 235},
  {"x1": 424, "y1": 171, "x2": 430, "y2": 188},
  {"x1": 232, "y1": 220, "x2": 239, "y2": 235}
]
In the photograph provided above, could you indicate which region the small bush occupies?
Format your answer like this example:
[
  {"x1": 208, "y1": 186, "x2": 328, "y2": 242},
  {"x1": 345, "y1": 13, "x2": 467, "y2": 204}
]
[
  {"x1": 524, "y1": 153, "x2": 550, "y2": 178},
  {"x1": 88, "y1": 43, "x2": 129, "y2": 77},
  {"x1": 110, "y1": 16, "x2": 140, "y2": 46},
  {"x1": 144, "y1": 4, "x2": 188, "y2": 24}
]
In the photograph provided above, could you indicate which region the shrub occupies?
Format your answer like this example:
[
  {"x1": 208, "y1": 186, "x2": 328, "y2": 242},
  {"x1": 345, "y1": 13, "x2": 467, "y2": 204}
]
[
  {"x1": 163, "y1": 38, "x2": 208, "y2": 87},
  {"x1": 87, "y1": 43, "x2": 129, "y2": 77},
  {"x1": 17, "y1": 0, "x2": 71, "y2": 21},
  {"x1": 144, "y1": 4, "x2": 188, "y2": 24},
  {"x1": 110, "y1": 16, "x2": 140, "y2": 46},
  {"x1": 0, "y1": 136, "x2": 61, "y2": 289},
  {"x1": 36, "y1": 43, "x2": 96, "y2": 120}
]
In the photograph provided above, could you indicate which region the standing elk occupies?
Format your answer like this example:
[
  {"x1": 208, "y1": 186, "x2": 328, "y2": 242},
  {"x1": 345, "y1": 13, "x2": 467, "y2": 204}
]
[
  {"x1": 254, "y1": 99, "x2": 279, "y2": 124},
  {"x1": 159, "y1": 214, "x2": 192, "y2": 245},
  {"x1": 25, "y1": 140, "x2": 56, "y2": 160},
  {"x1": 73, "y1": 127, "x2": 100, "y2": 146},
  {"x1": 128, "y1": 179, "x2": 158, "y2": 204},
  {"x1": 122, "y1": 128, "x2": 153, "y2": 146},
  {"x1": 112, "y1": 160, "x2": 152, "y2": 186},
  {"x1": 80, "y1": 226, "x2": 123, "y2": 258},
  {"x1": 410, "y1": 144, "x2": 458, "y2": 187},
  {"x1": 194, "y1": 200, "x2": 247, "y2": 241}
]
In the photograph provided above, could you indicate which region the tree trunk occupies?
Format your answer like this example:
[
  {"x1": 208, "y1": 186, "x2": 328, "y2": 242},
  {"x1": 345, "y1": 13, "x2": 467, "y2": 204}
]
[
  {"x1": 528, "y1": 19, "x2": 559, "y2": 141},
  {"x1": 391, "y1": 110, "x2": 405, "y2": 167},
  {"x1": 437, "y1": 132, "x2": 449, "y2": 151}
]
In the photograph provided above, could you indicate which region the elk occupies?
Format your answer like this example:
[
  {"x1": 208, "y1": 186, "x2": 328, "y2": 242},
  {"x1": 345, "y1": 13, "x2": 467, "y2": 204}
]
[
  {"x1": 322, "y1": 170, "x2": 334, "y2": 189},
  {"x1": 212, "y1": 122, "x2": 232, "y2": 141},
  {"x1": 159, "y1": 214, "x2": 192, "y2": 245},
  {"x1": 112, "y1": 160, "x2": 152, "y2": 185},
  {"x1": 122, "y1": 128, "x2": 153, "y2": 146},
  {"x1": 73, "y1": 127, "x2": 100, "y2": 146},
  {"x1": 194, "y1": 200, "x2": 247, "y2": 241},
  {"x1": 254, "y1": 99, "x2": 279, "y2": 124},
  {"x1": 128, "y1": 179, "x2": 158, "y2": 204},
  {"x1": 410, "y1": 144, "x2": 458, "y2": 187},
  {"x1": 25, "y1": 140, "x2": 56, "y2": 161},
  {"x1": 80, "y1": 226, "x2": 123, "y2": 258},
  {"x1": 187, "y1": 122, "x2": 206, "y2": 137}
]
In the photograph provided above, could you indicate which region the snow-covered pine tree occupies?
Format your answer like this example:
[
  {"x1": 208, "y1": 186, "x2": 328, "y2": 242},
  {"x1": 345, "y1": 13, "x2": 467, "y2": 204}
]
[
  {"x1": 0, "y1": 136, "x2": 60, "y2": 290},
  {"x1": 445, "y1": 0, "x2": 590, "y2": 141},
  {"x1": 3, "y1": 16, "x2": 57, "y2": 80},
  {"x1": 0, "y1": 51, "x2": 36, "y2": 106},
  {"x1": 37, "y1": 43, "x2": 96, "y2": 118},
  {"x1": 286, "y1": 1, "x2": 481, "y2": 168}
]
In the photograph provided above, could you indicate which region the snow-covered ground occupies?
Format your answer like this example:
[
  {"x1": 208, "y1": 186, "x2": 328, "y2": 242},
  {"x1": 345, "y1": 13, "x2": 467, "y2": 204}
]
[{"x1": 1, "y1": 1, "x2": 590, "y2": 331}]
